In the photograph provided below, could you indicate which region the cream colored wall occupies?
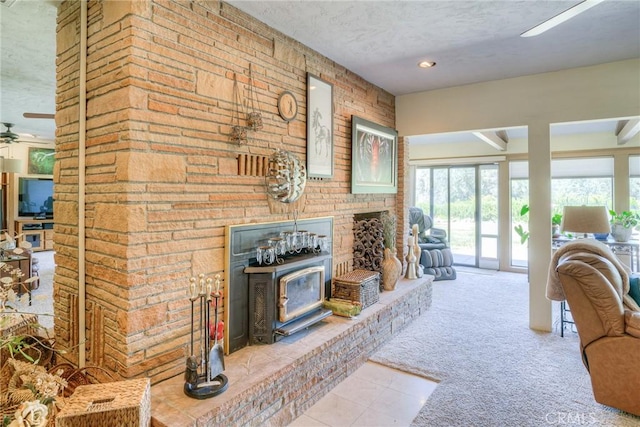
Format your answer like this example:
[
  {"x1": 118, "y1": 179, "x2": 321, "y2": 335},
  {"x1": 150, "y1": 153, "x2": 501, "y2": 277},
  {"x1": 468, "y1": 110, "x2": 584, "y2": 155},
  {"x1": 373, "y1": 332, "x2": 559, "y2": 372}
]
[
  {"x1": 398, "y1": 59, "x2": 640, "y2": 136},
  {"x1": 397, "y1": 58, "x2": 640, "y2": 333}
]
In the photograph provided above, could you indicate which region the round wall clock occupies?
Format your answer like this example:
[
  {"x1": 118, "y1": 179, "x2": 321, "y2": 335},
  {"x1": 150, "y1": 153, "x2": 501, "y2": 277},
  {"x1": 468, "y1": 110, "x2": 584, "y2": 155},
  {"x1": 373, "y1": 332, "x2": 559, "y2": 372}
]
[{"x1": 277, "y1": 91, "x2": 298, "y2": 122}]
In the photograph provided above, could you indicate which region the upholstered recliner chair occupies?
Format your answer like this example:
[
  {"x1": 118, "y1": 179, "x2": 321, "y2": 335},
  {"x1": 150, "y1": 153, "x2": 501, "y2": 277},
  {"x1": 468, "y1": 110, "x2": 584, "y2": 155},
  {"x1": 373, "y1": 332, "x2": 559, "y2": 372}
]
[
  {"x1": 547, "y1": 239, "x2": 640, "y2": 416},
  {"x1": 409, "y1": 207, "x2": 456, "y2": 280}
]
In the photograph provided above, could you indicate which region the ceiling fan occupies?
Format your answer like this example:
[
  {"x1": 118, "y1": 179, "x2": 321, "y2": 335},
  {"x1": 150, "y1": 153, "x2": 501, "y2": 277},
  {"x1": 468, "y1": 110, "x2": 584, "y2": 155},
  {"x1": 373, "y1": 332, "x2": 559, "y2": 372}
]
[
  {"x1": 1, "y1": 122, "x2": 52, "y2": 145},
  {"x1": 1, "y1": 123, "x2": 20, "y2": 143}
]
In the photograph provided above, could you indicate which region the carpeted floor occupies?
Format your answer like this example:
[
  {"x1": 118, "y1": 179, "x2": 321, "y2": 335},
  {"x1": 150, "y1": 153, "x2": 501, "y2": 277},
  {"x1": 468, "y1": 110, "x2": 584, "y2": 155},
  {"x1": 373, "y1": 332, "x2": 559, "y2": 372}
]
[{"x1": 370, "y1": 268, "x2": 640, "y2": 427}]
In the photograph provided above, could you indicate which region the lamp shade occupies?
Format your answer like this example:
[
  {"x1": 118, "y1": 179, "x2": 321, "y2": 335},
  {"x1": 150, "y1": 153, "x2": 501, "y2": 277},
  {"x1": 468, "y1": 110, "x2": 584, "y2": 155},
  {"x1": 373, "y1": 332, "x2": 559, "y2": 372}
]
[
  {"x1": 560, "y1": 206, "x2": 610, "y2": 234},
  {"x1": 0, "y1": 158, "x2": 22, "y2": 173}
]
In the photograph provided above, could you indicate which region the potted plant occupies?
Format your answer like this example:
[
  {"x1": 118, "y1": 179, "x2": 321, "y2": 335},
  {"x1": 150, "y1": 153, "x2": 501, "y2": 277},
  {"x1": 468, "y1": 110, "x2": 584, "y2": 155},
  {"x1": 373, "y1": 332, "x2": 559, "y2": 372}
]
[
  {"x1": 514, "y1": 205, "x2": 565, "y2": 242},
  {"x1": 514, "y1": 205, "x2": 530, "y2": 244},
  {"x1": 609, "y1": 210, "x2": 640, "y2": 242}
]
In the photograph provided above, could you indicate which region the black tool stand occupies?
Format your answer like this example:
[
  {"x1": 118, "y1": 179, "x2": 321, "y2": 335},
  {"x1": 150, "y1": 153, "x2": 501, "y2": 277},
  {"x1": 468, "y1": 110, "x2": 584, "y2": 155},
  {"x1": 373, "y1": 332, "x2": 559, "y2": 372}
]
[{"x1": 184, "y1": 373, "x2": 228, "y2": 399}]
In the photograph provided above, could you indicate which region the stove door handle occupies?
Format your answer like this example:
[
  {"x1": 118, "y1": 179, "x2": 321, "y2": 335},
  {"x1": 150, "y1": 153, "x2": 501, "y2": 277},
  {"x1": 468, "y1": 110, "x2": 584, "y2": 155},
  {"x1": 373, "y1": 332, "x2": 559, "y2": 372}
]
[{"x1": 279, "y1": 295, "x2": 289, "y2": 308}]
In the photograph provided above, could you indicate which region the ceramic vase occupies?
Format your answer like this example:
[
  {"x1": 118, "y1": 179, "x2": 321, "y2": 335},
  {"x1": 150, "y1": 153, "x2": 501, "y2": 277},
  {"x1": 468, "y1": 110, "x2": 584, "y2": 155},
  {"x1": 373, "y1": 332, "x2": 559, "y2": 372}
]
[
  {"x1": 611, "y1": 224, "x2": 632, "y2": 242},
  {"x1": 382, "y1": 247, "x2": 402, "y2": 291}
]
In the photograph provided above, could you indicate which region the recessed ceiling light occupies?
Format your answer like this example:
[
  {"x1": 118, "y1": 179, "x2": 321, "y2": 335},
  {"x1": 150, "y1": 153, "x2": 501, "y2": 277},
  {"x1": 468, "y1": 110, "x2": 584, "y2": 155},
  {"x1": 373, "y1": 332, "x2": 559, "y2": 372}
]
[{"x1": 418, "y1": 61, "x2": 436, "y2": 69}]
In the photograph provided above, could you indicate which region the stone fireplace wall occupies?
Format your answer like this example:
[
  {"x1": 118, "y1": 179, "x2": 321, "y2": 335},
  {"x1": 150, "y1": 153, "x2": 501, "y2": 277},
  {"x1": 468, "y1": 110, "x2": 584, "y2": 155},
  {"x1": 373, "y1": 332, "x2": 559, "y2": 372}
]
[{"x1": 54, "y1": 0, "x2": 404, "y2": 383}]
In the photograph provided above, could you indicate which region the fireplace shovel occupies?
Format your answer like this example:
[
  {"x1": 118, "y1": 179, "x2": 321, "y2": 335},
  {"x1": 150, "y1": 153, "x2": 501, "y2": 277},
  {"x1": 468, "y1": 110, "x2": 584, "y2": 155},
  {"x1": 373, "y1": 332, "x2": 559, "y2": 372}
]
[{"x1": 209, "y1": 276, "x2": 225, "y2": 380}]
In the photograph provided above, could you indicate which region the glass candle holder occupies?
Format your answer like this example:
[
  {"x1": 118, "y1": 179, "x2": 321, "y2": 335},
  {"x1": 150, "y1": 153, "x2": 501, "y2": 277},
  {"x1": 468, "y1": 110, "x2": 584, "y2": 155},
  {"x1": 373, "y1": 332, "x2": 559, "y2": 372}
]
[
  {"x1": 256, "y1": 246, "x2": 275, "y2": 265},
  {"x1": 317, "y1": 235, "x2": 329, "y2": 252}
]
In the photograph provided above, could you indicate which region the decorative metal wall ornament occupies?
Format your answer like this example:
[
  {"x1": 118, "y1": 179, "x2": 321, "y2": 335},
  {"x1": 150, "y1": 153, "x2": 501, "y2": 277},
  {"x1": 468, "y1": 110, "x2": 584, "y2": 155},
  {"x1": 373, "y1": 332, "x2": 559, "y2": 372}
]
[
  {"x1": 230, "y1": 73, "x2": 248, "y2": 144},
  {"x1": 247, "y1": 64, "x2": 264, "y2": 131},
  {"x1": 265, "y1": 149, "x2": 307, "y2": 203}
]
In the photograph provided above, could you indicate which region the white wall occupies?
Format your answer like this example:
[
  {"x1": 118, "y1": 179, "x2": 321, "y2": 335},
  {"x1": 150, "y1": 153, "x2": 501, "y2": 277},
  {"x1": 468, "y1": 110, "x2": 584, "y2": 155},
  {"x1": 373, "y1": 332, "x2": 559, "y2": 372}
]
[{"x1": 396, "y1": 58, "x2": 640, "y2": 332}]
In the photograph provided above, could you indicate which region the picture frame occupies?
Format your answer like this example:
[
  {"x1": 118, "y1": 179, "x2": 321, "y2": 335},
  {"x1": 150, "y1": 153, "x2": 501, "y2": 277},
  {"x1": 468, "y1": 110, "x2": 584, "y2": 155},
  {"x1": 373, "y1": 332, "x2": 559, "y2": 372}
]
[
  {"x1": 27, "y1": 147, "x2": 55, "y2": 175},
  {"x1": 306, "y1": 73, "x2": 333, "y2": 178},
  {"x1": 351, "y1": 116, "x2": 398, "y2": 194}
]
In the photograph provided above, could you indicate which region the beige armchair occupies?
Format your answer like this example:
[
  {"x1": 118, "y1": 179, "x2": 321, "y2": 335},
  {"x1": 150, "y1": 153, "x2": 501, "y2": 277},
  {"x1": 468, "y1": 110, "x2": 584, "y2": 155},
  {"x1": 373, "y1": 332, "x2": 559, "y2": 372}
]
[{"x1": 547, "y1": 239, "x2": 640, "y2": 416}]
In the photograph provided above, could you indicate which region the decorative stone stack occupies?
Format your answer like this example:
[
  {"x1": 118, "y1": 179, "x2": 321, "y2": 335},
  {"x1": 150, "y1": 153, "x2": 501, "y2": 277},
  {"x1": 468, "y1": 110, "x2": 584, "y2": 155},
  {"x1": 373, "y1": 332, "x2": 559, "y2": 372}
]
[{"x1": 353, "y1": 217, "x2": 384, "y2": 290}]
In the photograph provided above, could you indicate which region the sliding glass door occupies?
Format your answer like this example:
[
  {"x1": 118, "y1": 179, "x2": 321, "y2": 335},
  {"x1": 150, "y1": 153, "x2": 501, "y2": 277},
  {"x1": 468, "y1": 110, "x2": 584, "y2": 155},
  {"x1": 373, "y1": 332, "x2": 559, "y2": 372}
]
[
  {"x1": 447, "y1": 167, "x2": 476, "y2": 266},
  {"x1": 479, "y1": 165, "x2": 499, "y2": 269},
  {"x1": 415, "y1": 164, "x2": 499, "y2": 268}
]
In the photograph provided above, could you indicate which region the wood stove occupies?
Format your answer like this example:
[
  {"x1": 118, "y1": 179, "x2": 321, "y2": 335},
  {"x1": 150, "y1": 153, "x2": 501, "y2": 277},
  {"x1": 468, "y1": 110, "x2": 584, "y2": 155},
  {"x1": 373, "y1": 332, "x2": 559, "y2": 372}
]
[
  {"x1": 245, "y1": 253, "x2": 332, "y2": 344},
  {"x1": 225, "y1": 217, "x2": 333, "y2": 353}
]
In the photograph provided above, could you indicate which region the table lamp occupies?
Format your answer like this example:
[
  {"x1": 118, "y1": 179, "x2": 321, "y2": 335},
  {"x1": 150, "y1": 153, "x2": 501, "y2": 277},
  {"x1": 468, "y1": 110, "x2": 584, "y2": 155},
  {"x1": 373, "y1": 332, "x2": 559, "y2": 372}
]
[
  {"x1": 0, "y1": 157, "x2": 22, "y2": 173},
  {"x1": 560, "y1": 205, "x2": 610, "y2": 238}
]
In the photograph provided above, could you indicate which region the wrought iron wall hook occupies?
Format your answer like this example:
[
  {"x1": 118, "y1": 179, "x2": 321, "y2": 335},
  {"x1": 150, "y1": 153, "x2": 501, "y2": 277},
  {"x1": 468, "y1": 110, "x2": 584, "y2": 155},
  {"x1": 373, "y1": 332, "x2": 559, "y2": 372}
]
[{"x1": 247, "y1": 63, "x2": 264, "y2": 131}]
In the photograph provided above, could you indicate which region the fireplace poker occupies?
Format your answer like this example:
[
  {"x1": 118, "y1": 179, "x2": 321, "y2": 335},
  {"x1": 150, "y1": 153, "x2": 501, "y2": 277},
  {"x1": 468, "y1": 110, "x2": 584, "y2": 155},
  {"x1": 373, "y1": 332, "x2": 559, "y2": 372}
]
[
  {"x1": 184, "y1": 276, "x2": 199, "y2": 387},
  {"x1": 199, "y1": 274, "x2": 207, "y2": 378}
]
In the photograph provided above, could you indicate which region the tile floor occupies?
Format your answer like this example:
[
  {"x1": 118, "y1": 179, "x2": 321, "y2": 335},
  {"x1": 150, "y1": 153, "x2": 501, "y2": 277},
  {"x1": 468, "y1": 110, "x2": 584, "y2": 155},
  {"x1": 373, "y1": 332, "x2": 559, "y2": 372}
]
[{"x1": 289, "y1": 361, "x2": 438, "y2": 427}]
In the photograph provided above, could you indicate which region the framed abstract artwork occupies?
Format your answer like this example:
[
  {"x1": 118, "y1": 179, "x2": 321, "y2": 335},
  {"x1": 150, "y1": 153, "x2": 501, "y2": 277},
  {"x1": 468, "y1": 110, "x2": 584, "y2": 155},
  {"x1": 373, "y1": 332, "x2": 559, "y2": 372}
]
[
  {"x1": 27, "y1": 147, "x2": 55, "y2": 175},
  {"x1": 351, "y1": 116, "x2": 398, "y2": 194},
  {"x1": 306, "y1": 73, "x2": 333, "y2": 178}
]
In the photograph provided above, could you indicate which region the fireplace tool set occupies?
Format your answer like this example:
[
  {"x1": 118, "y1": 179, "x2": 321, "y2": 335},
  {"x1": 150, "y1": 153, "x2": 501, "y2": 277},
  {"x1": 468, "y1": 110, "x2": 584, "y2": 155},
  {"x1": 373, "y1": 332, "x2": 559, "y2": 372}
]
[{"x1": 184, "y1": 273, "x2": 228, "y2": 399}]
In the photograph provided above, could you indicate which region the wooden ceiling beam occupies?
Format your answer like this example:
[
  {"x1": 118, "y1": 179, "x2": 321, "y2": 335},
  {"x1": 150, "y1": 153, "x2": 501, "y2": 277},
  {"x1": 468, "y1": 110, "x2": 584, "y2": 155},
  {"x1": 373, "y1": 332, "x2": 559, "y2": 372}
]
[
  {"x1": 472, "y1": 131, "x2": 508, "y2": 151},
  {"x1": 616, "y1": 119, "x2": 640, "y2": 145}
]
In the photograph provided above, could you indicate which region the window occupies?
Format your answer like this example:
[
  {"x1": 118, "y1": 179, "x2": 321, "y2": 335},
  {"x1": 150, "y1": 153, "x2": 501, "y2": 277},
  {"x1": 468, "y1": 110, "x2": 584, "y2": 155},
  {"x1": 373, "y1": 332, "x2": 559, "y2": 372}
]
[
  {"x1": 631, "y1": 155, "x2": 640, "y2": 211},
  {"x1": 415, "y1": 168, "x2": 431, "y2": 213},
  {"x1": 509, "y1": 157, "x2": 614, "y2": 268},
  {"x1": 550, "y1": 158, "x2": 613, "y2": 209},
  {"x1": 510, "y1": 161, "x2": 529, "y2": 268}
]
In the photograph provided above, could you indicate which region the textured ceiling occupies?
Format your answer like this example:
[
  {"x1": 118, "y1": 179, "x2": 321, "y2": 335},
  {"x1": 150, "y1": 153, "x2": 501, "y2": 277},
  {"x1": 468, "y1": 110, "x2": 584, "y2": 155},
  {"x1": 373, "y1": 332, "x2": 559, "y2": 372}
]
[
  {"x1": 228, "y1": 0, "x2": 640, "y2": 95},
  {"x1": 0, "y1": 0, "x2": 57, "y2": 141},
  {"x1": 1, "y1": 0, "x2": 639, "y2": 142}
]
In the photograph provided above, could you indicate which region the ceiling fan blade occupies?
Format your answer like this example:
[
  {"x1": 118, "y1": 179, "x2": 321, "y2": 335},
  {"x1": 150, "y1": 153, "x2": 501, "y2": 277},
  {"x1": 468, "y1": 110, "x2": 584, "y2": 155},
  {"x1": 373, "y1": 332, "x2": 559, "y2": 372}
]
[{"x1": 23, "y1": 112, "x2": 55, "y2": 119}]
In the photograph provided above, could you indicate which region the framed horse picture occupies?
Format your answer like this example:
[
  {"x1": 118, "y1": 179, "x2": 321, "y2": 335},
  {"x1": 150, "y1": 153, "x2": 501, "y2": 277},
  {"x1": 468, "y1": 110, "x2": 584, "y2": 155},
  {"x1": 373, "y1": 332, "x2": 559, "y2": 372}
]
[
  {"x1": 351, "y1": 116, "x2": 398, "y2": 194},
  {"x1": 306, "y1": 73, "x2": 333, "y2": 178}
]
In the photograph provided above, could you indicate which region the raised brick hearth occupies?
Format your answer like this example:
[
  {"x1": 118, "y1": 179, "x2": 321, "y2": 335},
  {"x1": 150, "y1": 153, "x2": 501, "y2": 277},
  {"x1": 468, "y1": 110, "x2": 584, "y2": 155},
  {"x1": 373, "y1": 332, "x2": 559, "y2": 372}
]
[{"x1": 150, "y1": 276, "x2": 433, "y2": 426}]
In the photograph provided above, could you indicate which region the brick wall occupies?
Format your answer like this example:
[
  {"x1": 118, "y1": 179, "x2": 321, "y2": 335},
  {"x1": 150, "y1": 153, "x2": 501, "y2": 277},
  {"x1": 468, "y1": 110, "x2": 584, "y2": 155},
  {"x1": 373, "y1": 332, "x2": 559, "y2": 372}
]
[{"x1": 55, "y1": 0, "x2": 399, "y2": 383}]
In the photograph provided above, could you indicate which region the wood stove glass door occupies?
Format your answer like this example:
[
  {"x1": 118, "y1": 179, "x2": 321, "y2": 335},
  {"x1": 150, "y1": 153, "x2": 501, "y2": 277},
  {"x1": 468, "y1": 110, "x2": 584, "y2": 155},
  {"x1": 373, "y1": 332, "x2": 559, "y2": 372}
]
[{"x1": 278, "y1": 266, "x2": 325, "y2": 323}]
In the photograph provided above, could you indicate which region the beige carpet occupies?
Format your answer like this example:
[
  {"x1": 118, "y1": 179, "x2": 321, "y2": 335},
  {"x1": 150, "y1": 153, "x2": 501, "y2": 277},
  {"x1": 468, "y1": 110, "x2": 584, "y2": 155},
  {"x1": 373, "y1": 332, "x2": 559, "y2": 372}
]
[{"x1": 370, "y1": 268, "x2": 640, "y2": 427}]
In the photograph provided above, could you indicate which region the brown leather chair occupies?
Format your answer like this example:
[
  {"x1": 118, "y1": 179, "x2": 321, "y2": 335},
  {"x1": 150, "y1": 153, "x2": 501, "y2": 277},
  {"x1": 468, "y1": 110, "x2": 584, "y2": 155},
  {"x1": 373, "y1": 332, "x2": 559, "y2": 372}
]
[{"x1": 548, "y1": 240, "x2": 640, "y2": 416}]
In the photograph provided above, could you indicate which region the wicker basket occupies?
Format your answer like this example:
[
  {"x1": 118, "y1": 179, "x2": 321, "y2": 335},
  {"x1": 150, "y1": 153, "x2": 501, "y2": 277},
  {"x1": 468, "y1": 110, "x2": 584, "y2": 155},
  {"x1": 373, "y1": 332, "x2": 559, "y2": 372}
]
[
  {"x1": 0, "y1": 312, "x2": 39, "y2": 337},
  {"x1": 332, "y1": 270, "x2": 380, "y2": 309},
  {"x1": 55, "y1": 378, "x2": 151, "y2": 427}
]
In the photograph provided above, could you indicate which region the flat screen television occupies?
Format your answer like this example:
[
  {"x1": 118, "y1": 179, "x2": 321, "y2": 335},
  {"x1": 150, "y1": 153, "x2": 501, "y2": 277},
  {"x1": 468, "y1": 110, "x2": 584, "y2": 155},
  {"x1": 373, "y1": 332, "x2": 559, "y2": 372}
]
[{"x1": 18, "y1": 177, "x2": 54, "y2": 219}]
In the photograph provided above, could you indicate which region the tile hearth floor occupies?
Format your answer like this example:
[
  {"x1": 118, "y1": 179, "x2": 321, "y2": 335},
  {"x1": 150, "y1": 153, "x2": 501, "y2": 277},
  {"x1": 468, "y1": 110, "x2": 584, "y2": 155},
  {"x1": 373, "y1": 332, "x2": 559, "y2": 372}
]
[{"x1": 290, "y1": 361, "x2": 438, "y2": 427}]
